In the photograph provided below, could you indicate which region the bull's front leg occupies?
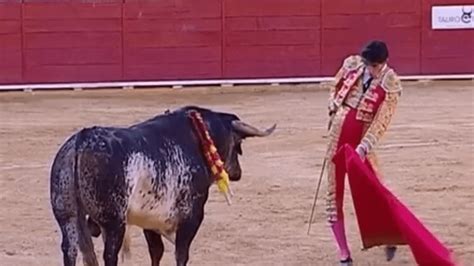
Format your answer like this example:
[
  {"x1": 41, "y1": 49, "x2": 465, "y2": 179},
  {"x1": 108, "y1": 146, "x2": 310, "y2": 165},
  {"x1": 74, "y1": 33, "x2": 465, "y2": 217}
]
[{"x1": 175, "y1": 204, "x2": 205, "y2": 266}]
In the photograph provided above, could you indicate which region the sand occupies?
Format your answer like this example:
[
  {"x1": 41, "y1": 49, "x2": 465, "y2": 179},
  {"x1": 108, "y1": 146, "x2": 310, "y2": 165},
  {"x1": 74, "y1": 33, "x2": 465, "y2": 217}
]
[{"x1": 0, "y1": 80, "x2": 473, "y2": 265}]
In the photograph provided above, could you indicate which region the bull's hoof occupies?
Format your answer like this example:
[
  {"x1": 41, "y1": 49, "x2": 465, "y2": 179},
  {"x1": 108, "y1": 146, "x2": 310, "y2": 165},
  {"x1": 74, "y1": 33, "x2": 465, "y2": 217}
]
[
  {"x1": 340, "y1": 257, "x2": 353, "y2": 266},
  {"x1": 385, "y1": 246, "x2": 397, "y2": 261}
]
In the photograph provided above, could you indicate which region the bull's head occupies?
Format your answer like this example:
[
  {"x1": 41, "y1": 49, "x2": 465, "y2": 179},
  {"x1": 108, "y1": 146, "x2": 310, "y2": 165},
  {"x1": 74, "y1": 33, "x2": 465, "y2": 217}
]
[
  {"x1": 217, "y1": 113, "x2": 277, "y2": 181},
  {"x1": 176, "y1": 106, "x2": 276, "y2": 182}
]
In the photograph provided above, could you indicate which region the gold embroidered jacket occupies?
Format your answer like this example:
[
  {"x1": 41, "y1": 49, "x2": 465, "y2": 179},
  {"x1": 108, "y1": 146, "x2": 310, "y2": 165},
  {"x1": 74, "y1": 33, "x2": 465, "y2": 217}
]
[{"x1": 328, "y1": 55, "x2": 402, "y2": 154}]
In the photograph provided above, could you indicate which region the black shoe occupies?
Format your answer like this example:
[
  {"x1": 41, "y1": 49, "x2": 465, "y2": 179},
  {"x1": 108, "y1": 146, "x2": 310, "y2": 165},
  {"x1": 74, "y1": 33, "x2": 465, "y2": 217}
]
[
  {"x1": 385, "y1": 246, "x2": 397, "y2": 261},
  {"x1": 340, "y1": 257, "x2": 353, "y2": 266}
]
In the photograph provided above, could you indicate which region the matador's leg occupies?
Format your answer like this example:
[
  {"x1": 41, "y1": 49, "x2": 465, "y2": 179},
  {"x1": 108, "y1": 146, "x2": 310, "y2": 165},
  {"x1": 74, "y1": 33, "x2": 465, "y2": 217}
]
[
  {"x1": 366, "y1": 151, "x2": 397, "y2": 261},
  {"x1": 325, "y1": 108, "x2": 350, "y2": 224},
  {"x1": 324, "y1": 108, "x2": 351, "y2": 261}
]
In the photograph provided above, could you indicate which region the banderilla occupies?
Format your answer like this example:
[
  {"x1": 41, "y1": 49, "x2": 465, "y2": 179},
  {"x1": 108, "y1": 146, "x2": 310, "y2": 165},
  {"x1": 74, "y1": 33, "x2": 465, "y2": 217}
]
[{"x1": 307, "y1": 157, "x2": 327, "y2": 235}]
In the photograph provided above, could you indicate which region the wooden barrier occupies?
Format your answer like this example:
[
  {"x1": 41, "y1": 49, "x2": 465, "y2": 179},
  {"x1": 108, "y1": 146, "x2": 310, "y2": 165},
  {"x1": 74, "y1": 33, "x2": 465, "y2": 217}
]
[
  {"x1": 123, "y1": 0, "x2": 222, "y2": 80},
  {"x1": 0, "y1": 0, "x2": 472, "y2": 85},
  {"x1": 223, "y1": 0, "x2": 321, "y2": 78},
  {"x1": 22, "y1": 1, "x2": 123, "y2": 83},
  {"x1": 0, "y1": 2, "x2": 22, "y2": 83},
  {"x1": 421, "y1": 0, "x2": 474, "y2": 74}
]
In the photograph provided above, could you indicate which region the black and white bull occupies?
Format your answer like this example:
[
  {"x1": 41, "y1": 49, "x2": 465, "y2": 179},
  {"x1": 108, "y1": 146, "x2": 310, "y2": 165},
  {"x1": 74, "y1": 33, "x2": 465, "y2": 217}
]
[{"x1": 50, "y1": 106, "x2": 276, "y2": 266}]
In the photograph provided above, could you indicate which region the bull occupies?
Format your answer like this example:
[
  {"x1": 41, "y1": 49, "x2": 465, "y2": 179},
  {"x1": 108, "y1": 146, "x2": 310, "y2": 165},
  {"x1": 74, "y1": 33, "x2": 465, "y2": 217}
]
[{"x1": 49, "y1": 105, "x2": 276, "y2": 266}]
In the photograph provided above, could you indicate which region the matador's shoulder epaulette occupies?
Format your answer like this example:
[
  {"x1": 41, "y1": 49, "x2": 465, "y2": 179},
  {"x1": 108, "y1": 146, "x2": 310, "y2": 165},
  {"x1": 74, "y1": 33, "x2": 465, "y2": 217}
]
[
  {"x1": 381, "y1": 68, "x2": 403, "y2": 94},
  {"x1": 342, "y1": 55, "x2": 364, "y2": 73}
]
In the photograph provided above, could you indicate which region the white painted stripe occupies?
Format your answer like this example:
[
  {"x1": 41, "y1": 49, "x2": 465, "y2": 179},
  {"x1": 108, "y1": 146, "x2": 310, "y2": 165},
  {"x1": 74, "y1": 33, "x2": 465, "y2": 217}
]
[
  {"x1": 0, "y1": 164, "x2": 45, "y2": 170},
  {"x1": 0, "y1": 74, "x2": 472, "y2": 91},
  {"x1": 379, "y1": 141, "x2": 443, "y2": 149}
]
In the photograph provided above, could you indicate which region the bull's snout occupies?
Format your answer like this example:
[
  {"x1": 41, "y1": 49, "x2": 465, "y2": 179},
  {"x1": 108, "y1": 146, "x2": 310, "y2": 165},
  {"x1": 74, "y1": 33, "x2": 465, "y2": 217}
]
[{"x1": 227, "y1": 165, "x2": 242, "y2": 181}]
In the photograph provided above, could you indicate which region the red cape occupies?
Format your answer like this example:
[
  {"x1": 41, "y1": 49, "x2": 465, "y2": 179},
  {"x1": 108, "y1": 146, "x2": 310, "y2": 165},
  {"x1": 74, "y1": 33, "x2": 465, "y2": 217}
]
[{"x1": 333, "y1": 144, "x2": 456, "y2": 266}]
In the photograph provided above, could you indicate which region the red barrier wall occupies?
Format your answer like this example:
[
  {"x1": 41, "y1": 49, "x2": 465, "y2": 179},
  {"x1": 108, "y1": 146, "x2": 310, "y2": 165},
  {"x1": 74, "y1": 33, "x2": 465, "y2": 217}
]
[
  {"x1": 0, "y1": 1, "x2": 472, "y2": 84},
  {"x1": 421, "y1": 0, "x2": 474, "y2": 74},
  {"x1": 320, "y1": 0, "x2": 422, "y2": 76},
  {"x1": 123, "y1": 0, "x2": 222, "y2": 80},
  {"x1": 223, "y1": 0, "x2": 321, "y2": 78},
  {"x1": 22, "y1": 2, "x2": 123, "y2": 83},
  {"x1": 0, "y1": 2, "x2": 22, "y2": 83}
]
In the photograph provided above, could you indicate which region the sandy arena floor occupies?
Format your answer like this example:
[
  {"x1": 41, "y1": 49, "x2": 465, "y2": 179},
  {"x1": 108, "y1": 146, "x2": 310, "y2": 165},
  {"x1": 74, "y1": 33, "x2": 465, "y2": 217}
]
[{"x1": 0, "y1": 81, "x2": 473, "y2": 266}]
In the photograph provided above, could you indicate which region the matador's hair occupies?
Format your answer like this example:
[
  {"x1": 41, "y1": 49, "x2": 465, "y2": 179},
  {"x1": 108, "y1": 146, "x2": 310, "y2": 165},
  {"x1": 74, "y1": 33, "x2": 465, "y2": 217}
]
[{"x1": 360, "y1": 40, "x2": 389, "y2": 64}]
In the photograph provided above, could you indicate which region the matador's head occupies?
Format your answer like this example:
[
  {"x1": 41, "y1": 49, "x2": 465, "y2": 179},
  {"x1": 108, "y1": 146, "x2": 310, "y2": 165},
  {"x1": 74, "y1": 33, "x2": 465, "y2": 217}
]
[{"x1": 360, "y1": 40, "x2": 389, "y2": 78}]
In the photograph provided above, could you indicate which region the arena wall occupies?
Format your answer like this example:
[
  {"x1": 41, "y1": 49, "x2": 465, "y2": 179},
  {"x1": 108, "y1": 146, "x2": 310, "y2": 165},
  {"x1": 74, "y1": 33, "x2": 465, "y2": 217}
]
[{"x1": 0, "y1": 0, "x2": 472, "y2": 85}]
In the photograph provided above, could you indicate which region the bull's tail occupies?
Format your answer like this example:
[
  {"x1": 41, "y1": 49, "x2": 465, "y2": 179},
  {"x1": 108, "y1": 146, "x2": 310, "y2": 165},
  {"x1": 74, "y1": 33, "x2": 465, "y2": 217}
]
[
  {"x1": 77, "y1": 209, "x2": 99, "y2": 266},
  {"x1": 74, "y1": 129, "x2": 99, "y2": 266}
]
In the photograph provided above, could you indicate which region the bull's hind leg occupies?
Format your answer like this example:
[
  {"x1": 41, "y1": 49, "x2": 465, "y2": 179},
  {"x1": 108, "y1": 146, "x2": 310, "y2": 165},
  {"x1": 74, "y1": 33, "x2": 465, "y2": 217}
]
[
  {"x1": 54, "y1": 209, "x2": 98, "y2": 266},
  {"x1": 102, "y1": 222, "x2": 126, "y2": 266},
  {"x1": 77, "y1": 211, "x2": 99, "y2": 266},
  {"x1": 144, "y1": 230, "x2": 165, "y2": 266},
  {"x1": 57, "y1": 217, "x2": 79, "y2": 266}
]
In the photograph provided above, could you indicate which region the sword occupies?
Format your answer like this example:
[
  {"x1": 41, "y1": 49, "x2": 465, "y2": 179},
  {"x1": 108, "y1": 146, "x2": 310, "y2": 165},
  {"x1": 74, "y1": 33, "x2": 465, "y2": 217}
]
[{"x1": 307, "y1": 157, "x2": 327, "y2": 235}]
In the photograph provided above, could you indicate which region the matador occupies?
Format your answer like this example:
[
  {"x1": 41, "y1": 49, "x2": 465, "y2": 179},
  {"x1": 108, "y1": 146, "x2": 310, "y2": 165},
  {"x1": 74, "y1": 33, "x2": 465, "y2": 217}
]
[{"x1": 325, "y1": 40, "x2": 403, "y2": 265}]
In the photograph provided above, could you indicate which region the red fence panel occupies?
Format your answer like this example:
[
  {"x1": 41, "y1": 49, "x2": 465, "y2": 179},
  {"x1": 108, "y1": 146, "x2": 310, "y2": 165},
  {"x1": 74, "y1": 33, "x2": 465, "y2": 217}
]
[
  {"x1": 321, "y1": 0, "x2": 422, "y2": 76},
  {"x1": 123, "y1": 0, "x2": 222, "y2": 81},
  {"x1": 22, "y1": 1, "x2": 123, "y2": 83},
  {"x1": 0, "y1": 1, "x2": 22, "y2": 83},
  {"x1": 223, "y1": 0, "x2": 321, "y2": 78},
  {"x1": 421, "y1": 0, "x2": 474, "y2": 74},
  {"x1": 0, "y1": 1, "x2": 472, "y2": 85}
]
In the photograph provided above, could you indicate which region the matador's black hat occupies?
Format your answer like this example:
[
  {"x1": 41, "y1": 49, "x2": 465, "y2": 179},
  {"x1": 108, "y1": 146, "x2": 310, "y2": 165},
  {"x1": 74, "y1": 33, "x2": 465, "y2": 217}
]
[{"x1": 360, "y1": 40, "x2": 389, "y2": 64}]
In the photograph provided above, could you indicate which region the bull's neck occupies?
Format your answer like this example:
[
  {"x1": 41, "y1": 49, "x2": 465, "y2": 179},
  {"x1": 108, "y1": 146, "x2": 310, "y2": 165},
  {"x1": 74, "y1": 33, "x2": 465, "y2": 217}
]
[{"x1": 188, "y1": 110, "x2": 232, "y2": 205}]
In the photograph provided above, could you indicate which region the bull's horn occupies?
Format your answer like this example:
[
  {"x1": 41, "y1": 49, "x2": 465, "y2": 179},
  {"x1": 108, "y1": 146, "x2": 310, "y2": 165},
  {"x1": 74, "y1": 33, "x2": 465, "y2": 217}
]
[{"x1": 232, "y1": 120, "x2": 276, "y2": 137}]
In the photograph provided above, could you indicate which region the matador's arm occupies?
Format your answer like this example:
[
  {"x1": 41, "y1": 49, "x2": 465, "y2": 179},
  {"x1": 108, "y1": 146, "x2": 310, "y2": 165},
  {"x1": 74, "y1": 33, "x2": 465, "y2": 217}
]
[
  {"x1": 328, "y1": 55, "x2": 363, "y2": 115},
  {"x1": 328, "y1": 65, "x2": 344, "y2": 114},
  {"x1": 357, "y1": 69, "x2": 403, "y2": 156}
]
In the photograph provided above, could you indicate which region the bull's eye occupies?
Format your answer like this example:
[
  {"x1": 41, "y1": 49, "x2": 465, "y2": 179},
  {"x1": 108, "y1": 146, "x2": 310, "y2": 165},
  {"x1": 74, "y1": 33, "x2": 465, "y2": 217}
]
[{"x1": 236, "y1": 143, "x2": 243, "y2": 155}]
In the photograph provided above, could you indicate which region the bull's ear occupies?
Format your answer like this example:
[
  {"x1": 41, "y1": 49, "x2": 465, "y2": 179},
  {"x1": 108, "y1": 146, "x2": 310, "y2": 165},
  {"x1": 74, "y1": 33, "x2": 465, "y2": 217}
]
[{"x1": 232, "y1": 120, "x2": 276, "y2": 138}]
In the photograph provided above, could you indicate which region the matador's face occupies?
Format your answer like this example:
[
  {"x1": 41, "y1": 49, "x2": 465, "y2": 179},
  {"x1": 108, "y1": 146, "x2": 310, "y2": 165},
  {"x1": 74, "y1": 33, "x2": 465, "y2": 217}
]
[{"x1": 365, "y1": 61, "x2": 386, "y2": 79}]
